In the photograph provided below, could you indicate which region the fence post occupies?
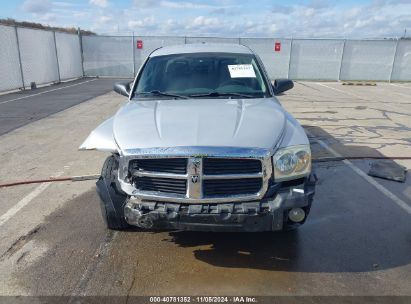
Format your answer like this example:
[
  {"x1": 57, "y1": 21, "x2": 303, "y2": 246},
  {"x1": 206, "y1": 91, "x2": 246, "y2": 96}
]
[
  {"x1": 337, "y1": 39, "x2": 347, "y2": 81},
  {"x1": 78, "y1": 27, "x2": 85, "y2": 77},
  {"x1": 184, "y1": 36, "x2": 187, "y2": 44},
  {"x1": 52, "y1": 31, "x2": 61, "y2": 83},
  {"x1": 338, "y1": 39, "x2": 346, "y2": 81},
  {"x1": 14, "y1": 25, "x2": 26, "y2": 89},
  {"x1": 287, "y1": 38, "x2": 293, "y2": 79},
  {"x1": 132, "y1": 32, "x2": 135, "y2": 77},
  {"x1": 389, "y1": 39, "x2": 400, "y2": 83}
]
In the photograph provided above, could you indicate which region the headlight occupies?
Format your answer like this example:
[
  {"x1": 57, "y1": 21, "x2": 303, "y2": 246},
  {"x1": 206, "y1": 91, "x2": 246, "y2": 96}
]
[{"x1": 273, "y1": 145, "x2": 311, "y2": 182}]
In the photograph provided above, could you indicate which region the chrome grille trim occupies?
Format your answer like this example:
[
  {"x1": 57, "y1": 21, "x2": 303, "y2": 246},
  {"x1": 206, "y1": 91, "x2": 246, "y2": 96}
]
[
  {"x1": 122, "y1": 147, "x2": 270, "y2": 158},
  {"x1": 187, "y1": 157, "x2": 202, "y2": 199},
  {"x1": 118, "y1": 147, "x2": 272, "y2": 203},
  {"x1": 132, "y1": 171, "x2": 262, "y2": 180},
  {"x1": 132, "y1": 171, "x2": 187, "y2": 179},
  {"x1": 202, "y1": 173, "x2": 263, "y2": 180}
]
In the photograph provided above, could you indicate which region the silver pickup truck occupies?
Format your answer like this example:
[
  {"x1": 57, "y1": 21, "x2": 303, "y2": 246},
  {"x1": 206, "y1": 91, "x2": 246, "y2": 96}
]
[{"x1": 80, "y1": 43, "x2": 316, "y2": 232}]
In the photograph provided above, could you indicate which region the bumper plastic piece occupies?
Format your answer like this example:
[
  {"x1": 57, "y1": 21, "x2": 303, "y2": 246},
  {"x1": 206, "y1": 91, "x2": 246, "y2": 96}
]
[{"x1": 123, "y1": 174, "x2": 316, "y2": 232}]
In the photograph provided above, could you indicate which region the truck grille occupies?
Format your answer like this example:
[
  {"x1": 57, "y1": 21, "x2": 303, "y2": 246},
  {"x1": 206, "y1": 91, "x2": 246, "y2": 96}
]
[
  {"x1": 203, "y1": 158, "x2": 262, "y2": 175},
  {"x1": 130, "y1": 157, "x2": 265, "y2": 199},
  {"x1": 129, "y1": 158, "x2": 187, "y2": 174},
  {"x1": 203, "y1": 178, "x2": 263, "y2": 197},
  {"x1": 134, "y1": 177, "x2": 187, "y2": 195}
]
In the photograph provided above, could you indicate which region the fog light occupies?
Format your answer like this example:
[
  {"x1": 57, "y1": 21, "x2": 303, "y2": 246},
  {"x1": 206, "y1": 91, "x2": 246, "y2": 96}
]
[{"x1": 288, "y1": 208, "x2": 305, "y2": 223}]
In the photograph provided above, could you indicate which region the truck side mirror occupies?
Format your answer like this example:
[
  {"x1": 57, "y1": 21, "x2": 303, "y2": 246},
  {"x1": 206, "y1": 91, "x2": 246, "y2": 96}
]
[
  {"x1": 273, "y1": 79, "x2": 294, "y2": 95},
  {"x1": 114, "y1": 82, "x2": 131, "y2": 97}
]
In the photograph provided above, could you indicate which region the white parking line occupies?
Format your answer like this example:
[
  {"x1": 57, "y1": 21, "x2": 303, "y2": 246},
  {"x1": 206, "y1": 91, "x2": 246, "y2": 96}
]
[
  {"x1": 390, "y1": 83, "x2": 411, "y2": 90},
  {"x1": 0, "y1": 172, "x2": 64, "y2": 227},
  {"x1": 0, "y1": 78, "x2": 98, "y2": 105},
  {"x1": 310, "y1": 134, "x2": 411, "y2": 215}
]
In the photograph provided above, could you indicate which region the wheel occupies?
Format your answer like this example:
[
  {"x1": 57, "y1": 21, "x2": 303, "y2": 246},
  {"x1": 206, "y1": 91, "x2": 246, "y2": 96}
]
[{"x1": 97, "y1": 155, "x2": 130, "y2": 230}]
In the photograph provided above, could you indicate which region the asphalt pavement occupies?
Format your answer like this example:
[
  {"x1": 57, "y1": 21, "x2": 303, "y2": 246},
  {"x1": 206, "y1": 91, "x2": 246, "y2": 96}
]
[{"x1": 0, "y1": 78, "x2": 127, "y2": 136}]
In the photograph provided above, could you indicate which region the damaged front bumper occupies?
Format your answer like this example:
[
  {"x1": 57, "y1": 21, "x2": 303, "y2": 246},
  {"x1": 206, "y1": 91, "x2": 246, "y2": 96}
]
[{"x1": 123, "y1": 174, "x2": 316, "y2": 232}]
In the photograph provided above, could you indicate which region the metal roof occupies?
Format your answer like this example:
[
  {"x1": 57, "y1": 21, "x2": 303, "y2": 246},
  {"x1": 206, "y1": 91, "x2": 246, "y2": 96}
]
[{"x1": 150, "y1": 43, "x2": 253, "y2": 57}]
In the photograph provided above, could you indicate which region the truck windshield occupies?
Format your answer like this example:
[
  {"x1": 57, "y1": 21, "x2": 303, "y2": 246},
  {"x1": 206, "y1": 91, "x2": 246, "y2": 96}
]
[{"x1": 133, "y1": 52, "x2": 269, "y2": 99}]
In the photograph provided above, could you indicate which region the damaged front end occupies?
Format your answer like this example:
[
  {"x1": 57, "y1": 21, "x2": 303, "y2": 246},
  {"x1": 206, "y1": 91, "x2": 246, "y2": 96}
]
[
  {"x1": 122, "y1": 174, "x2": 316, "y2": 232},
  {"x1": 82, "y1": 120, "x2": 317, "y2": 232},
  {"x1": 81, "y1": 98, "x2": 316, "y2": 232},
  {"x1": 93, "y1": 146, "x2": 316, "y2": 232}
]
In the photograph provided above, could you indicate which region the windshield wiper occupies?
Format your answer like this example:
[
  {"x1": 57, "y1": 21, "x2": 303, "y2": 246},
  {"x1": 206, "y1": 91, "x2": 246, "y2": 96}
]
[
  {"x1": 137, "y1": 90, "x2": 189, "y2": 99},
  {"x1": 189, "y1": 92, "x2": 256, "y2": 99}
]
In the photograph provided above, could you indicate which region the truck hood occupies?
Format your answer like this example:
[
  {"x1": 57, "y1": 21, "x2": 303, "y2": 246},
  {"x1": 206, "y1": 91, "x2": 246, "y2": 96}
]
[{"x1": 112, "y1": 98, "x2": 286, "y2": 151}]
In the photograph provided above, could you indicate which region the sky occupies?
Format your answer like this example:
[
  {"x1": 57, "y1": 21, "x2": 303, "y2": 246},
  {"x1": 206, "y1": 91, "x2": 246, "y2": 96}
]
[{"x1": 0, "y1": 0, "x2": 410, "y2": 38}]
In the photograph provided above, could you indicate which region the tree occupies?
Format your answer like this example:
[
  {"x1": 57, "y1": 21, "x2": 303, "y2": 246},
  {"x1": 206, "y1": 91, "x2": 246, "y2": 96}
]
[{"x1": 0, "y1": 18, "x2": 96, "y2": 35}]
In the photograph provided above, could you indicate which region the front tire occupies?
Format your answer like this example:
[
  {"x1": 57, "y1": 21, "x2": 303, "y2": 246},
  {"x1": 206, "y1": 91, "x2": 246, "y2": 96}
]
[{"x1": 97, "y1": 155, "x2": 130, "y2": 230}]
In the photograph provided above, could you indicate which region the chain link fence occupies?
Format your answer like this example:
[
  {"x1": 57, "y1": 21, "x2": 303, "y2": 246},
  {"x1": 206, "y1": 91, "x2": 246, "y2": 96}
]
[
  {"x1": 0, "y1": 25, "x2": 24, "y2": 92},
  {"x1": 1, "y1": 23, "x2": 411, "y2": 93},
  {"x1": 83, "y1": 35, "x2": 411, "y2": 82},
  {"x1": 55, "y1": 32, "x2": 83, "y2": 80},
  {"x1": 0, "y1": 24, "x2": 83, "y2": 92}
]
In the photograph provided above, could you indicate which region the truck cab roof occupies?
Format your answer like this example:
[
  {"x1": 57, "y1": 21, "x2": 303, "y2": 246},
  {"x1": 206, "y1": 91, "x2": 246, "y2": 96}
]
[{"x1": 150, "y1": 43, "x2": 254, "y2": 57}]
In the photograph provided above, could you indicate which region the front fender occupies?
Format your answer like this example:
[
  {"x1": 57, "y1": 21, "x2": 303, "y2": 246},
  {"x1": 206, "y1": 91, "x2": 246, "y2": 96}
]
[
  {"x1": 79, "y1": 117, "x2": 119, "y2": 153},
  {"x1": 278, "y1": 112, "x2": 310, "y2": 148}
]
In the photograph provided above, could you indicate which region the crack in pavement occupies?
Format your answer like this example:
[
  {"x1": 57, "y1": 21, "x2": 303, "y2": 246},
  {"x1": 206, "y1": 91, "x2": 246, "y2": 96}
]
[
  {"x1": 126, "y1": 270, "x2": 137, "y2": 303},
  {"x1": 0, "y1": 225, "x2": 42, "y2": 261},
  {"x1": 69, "y1": 230, "x2": 118, "y2": 298}
]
